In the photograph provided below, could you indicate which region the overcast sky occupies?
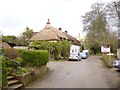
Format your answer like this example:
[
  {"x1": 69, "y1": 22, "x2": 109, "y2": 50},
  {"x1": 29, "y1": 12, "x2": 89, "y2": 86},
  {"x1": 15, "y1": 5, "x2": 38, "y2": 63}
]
[{"x1": 0, "y1": 0, "x2": 116, "y2": 38}]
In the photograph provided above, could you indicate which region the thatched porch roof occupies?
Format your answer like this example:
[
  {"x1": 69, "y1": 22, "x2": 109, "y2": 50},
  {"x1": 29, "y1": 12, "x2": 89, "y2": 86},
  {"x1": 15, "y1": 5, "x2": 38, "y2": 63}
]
[{"x1": 0, "y1": 42, "x2": 12, "y2": 49}]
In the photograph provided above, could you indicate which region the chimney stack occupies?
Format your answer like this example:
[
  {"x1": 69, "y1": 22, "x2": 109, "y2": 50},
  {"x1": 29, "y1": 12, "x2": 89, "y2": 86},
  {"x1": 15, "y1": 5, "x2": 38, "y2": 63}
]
[
  {"x1": 65, "y1": 30, "x2": 68, "y2": 34},
  {"x1": 47, "y1": 19, "x2": 50, "y2": 24},
  {"x1": 59, "y1": 28, "x2": 62, "y2": 31}
]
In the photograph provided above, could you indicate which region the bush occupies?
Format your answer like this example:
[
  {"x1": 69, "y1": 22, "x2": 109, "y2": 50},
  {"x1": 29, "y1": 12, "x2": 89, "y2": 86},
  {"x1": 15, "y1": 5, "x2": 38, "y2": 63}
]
[
  {"x1": 16, "y1": 57, "x2": 23, "y2": 65},
  {"x1": 30, "y1": 40, "x2": 70, "y2": 60},
  {"x1": 61, "y1": 40, "x2": 70, "y2": 58},
  {"x1": 3, "y1": 48, "x2": 19, "y2": 59},
  {"x1": 52, "y1": 42, "x2": 62, "y2": 60},
  {"x1": 101, "y1": 54, "x2": 115, "y2": 68},
  {"x1": 96, "y1": 53, "x2": 102, "y2": 56},
  {"x1": 1, "y1": 57, "x2": 7, "y2": 87},
  {"x1": 16, "y1": 49, "x2": 25, "y2": 56},
  {"x1": 13, "y1": 67, "x2": 29, "y2": 76},
  {"x1": 20, "y1": 50, "x2": 49, "y2": 67},
  {"x1": 6, "y1": 60, "x2": 20, "y2": 69}
]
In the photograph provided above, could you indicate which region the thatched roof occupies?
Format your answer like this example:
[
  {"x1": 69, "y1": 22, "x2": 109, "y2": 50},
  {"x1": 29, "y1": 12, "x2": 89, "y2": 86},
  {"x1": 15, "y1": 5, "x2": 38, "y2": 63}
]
[
  {"x1": 31, "y1": 32, "x2": 38, "y2": 37},
  {"x1": 30, "y1": 19, "x2": 68, "y2": 41},
  {"x1": 63, "y1": 32, "x2": 81, "y2": 46},
  {"x1": 0, "y1": 42, "x2": 12, "y2": 49},
  {"x1": 30, "y1": 19, "x2": 80, "y2": 46}
]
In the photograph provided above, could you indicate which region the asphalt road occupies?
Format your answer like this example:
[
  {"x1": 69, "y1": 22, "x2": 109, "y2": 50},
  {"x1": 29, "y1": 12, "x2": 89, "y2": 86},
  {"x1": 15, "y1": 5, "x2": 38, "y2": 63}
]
[{"x1": 27, "y1": 56, "x2": 119, "y2": 88}]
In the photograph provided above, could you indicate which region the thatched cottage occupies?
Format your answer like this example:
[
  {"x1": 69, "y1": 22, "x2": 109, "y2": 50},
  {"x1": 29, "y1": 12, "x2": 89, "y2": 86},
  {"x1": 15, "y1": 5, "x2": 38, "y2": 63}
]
[
  {"x1": 30, "y1": 19, "x2": 68, "y2": 41},
  {"x1": 30, "y1": 19, "x2": 81, "y2": 60}
]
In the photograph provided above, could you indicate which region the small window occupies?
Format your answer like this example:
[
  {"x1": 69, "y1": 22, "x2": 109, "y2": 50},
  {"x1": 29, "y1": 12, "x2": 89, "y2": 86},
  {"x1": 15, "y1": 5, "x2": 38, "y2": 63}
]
[
  {"x1": 60, "y1": 37, "x2": 62, "y2": 40},
  {"x1": 72, "y1": 49, "x2": 74, "y2": 53}
]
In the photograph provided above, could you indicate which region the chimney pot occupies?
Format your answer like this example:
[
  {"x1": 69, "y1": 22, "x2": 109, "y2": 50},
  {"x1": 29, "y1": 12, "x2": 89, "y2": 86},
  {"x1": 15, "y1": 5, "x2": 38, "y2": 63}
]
[{"x1": 47, "y1": 19, "x2": 50, "y2": 24}]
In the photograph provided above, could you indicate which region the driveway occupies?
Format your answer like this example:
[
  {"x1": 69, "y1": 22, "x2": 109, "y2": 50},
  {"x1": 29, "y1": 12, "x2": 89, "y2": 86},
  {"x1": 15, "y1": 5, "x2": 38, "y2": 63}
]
[{"x1": 27, "y1": 56, "x2": 119, "y2": 88}]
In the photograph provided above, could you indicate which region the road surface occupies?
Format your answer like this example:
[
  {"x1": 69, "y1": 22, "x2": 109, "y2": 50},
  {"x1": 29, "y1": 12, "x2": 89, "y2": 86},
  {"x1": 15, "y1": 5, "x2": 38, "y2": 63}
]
[{"x1": 27, "y1": 56, "x2": 119, "y2": 88}]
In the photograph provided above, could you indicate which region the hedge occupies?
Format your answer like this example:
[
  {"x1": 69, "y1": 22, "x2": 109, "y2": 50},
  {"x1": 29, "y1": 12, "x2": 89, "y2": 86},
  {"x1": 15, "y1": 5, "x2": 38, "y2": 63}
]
[{"x1": 20, "y1": 50, "x2": 49, "y2": 67}]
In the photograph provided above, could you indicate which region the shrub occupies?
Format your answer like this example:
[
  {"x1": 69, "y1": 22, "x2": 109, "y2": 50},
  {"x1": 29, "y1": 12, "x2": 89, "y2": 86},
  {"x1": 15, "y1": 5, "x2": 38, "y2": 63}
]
[
  {"x1": 30, "y1": 40, "x2": 70, "y2": 60},
  {"x1": 20, "y1": 50, "x2": 49, "y2": 67},
  {"x1": 101, "y1": 54, "x2": 115, "y2": 68},
  {"x1": 13, "y1": 67, "x2": 29, "y2": 76},
  {"x1": 52, "y1": 42, "x2": 62, "y2": 60},
  {"x1": 16, "y1": 49, "x2": 25, "y2": 57},
  {"x1": 61, "y1": 40, "x2": 70, "y2": 58},
  {"x1": 3, "y1": 48, "x2": 19, "y2": 59},
  {"x1": 1, "y1": 57, "x2": 7, "y2": 87},
  {"x1": 16, "y1": 57, "x2": 23, "y2": 65},
  {"x1": 6, "y1": 60, "x2": 20, "y2": 69}
]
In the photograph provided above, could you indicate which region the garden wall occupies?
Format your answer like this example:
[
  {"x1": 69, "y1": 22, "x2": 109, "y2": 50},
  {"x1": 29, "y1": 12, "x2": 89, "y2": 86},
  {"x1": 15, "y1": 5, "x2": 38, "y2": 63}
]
[{"x1": 16, "y1": 64, "x2": 47, "y2": 86}]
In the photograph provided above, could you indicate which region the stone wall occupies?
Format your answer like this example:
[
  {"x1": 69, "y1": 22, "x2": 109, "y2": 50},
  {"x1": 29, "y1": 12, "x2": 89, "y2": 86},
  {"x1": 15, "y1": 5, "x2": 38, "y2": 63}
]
[{"x1": 16, "y1": 64, "x2": 47, "y2": 86}]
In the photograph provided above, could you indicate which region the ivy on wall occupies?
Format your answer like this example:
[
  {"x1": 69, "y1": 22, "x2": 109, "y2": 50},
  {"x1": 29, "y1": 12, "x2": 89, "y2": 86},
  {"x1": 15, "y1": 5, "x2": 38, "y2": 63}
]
[{"x1": 30, "y1": 40, "x2": 70, "y2": 60}]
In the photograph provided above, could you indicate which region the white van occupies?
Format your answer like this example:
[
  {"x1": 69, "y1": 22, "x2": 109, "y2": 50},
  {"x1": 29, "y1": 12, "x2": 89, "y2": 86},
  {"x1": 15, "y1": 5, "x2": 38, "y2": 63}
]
[{"x1": 69, "y1": 45, "x2": 81, "y2": 61}]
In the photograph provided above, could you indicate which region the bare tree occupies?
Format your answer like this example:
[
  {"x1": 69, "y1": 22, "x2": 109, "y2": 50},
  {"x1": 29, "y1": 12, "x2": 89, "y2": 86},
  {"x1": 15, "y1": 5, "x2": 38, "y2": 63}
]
[{"x1": 82, "y1": 2, "x2": 117, "y2": 54}]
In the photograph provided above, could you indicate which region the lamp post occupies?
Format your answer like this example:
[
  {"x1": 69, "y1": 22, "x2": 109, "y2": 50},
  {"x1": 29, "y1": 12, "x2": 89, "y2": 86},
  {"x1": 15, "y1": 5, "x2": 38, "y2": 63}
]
[{"x1": 114, "y1": 1, "x2": 120, "y2": 59}]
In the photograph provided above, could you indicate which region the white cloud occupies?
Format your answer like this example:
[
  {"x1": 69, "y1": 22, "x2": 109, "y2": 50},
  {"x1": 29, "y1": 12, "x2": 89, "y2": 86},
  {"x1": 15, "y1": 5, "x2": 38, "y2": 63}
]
[{"x1": 0, "y1": 0, "x2": 116, "y2": 37}]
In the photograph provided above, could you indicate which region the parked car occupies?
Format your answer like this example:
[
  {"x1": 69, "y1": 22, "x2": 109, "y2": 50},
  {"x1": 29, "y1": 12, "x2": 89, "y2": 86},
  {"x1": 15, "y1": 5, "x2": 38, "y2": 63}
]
[
  {"x1": 82, "y1": 50, "x2": 89, "y2": 56},
  {"x1": 113, "y1": 59, "x2": 120, "y2": 70},
  {"x1": 80, "y1": 52, "x2": 88, "y2": 59}
]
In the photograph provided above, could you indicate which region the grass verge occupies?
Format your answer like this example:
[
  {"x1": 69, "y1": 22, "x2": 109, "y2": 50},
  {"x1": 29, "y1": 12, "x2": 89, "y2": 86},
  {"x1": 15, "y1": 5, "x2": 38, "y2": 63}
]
[{"x1": 100, "y1": 54, "x2": 115, "y2": 68}]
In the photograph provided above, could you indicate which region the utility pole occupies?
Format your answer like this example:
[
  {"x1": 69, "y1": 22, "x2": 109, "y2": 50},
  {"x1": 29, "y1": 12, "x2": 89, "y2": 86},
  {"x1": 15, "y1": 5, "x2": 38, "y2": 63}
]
[{"x1": 114, "y1": 1, "x2": 120, "y2": 59}]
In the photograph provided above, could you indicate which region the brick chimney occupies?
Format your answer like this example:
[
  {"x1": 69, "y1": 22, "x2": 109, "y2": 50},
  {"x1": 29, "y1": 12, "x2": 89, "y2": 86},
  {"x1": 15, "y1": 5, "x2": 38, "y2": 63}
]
[
  {"x1": 65, "y1": 30, "x2": 68, "y2": 34},
  {"x1": 59, "y1": 28, "x2": 62, "y2": 31}
]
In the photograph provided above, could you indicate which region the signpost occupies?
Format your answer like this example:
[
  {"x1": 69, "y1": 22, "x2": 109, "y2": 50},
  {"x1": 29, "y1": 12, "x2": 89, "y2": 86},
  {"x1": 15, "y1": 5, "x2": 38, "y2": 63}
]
[
  {"x1": 101, "y1": 45, "x2": 113, "y2": 67},
  {"x1": 101, "y1": 45, "x2": 110, "y2": 54}
]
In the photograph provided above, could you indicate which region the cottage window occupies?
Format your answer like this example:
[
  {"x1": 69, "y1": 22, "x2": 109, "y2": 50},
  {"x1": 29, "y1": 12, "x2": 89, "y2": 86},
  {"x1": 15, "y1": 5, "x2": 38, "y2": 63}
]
[
  {"x1": 60, "y1": 37, "x2": 62, "y2": 40},
  {"x1": 63, "y1": 38, "x2": 66, "y2": 40}
]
